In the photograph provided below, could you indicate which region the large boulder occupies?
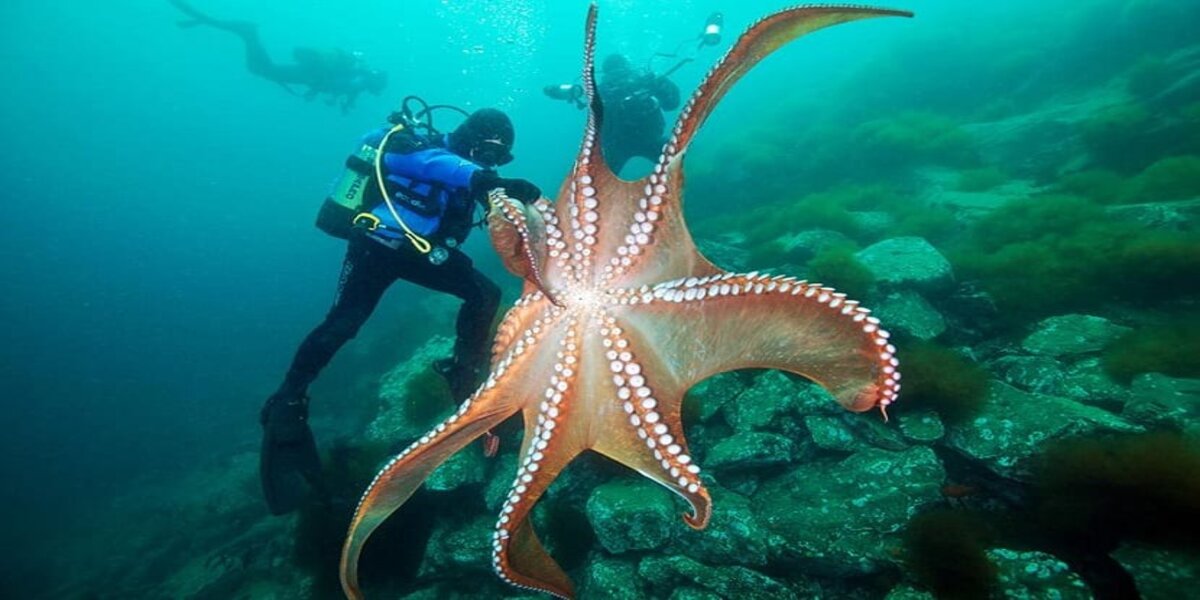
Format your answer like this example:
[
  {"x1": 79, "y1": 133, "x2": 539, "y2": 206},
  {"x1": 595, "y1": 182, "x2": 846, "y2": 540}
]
[
  {"x1": 367, "y1": 336, "x2": 455, "y2": 446},
  {"x1": 579, "y1": 554, "x2": 644, "y2": 600},
  {"x1": 855, "y1": 237, "x2": 955, "y2": 293},
  {"x1": 753, "y1": 446, "x2": 945, "y2": 577},
  {"x1": 669, "y1": 485, "x2": 771, "y2": 568},
  {"x1": 945, "y1": 381, "x2": 1141, "y2": 479},
  {"x1": 1020, "y1": 314, "x2": 1131, "y2": 357},
  {"x1": 639, "y1": 555, "x2": 798, "y2": 600},
  {"x1": 987, "y1": 549, "x2": 1091, "y2": 599},
  {"x1": 1124, "y1": 373, "x2": 1200, "y2": 430},
  {"x1": 706, "y1": 432, "x2": 800, "y2": 472},
  {"x1": 873, "y1": 290, "x2": 947, "y2": 341},
  {"x1": 586, "y1": 479, "x2": 677, "y2": 553}
]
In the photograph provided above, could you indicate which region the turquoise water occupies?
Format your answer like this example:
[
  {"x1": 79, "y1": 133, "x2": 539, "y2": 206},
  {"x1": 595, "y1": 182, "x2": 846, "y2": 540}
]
[{"x1": 1, "y1": 1, "x2": 1197, "y2": 598}]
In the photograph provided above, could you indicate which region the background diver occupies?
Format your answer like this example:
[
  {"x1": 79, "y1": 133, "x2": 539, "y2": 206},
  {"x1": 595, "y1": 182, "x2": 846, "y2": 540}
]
[
  {"x1": 169, "y1": 0, "x2": 387, "y2": 113},
  {"x1": 259, "y1": 100, "x2": 542, "y2": 515},
  {"x1": 543, "y1": 13, "x2": 722, "y2": 174}
]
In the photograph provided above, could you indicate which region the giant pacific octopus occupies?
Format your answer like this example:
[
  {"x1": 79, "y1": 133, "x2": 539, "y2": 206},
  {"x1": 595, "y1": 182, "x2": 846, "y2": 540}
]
[{"x1": 341, "y1": 4, "x2": 911, "y2": 599}]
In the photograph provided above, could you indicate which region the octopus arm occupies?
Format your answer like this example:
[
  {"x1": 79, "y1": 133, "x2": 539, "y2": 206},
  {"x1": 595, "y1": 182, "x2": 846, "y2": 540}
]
[
  {"x1": 339, "y1": 389, "x2": 519, "y2": 599},
  {"x1": 622, "y1": 273, "x2": 900, "y2": 415},
  {"x1": 492, "y1": 405, "x2": 586, "y2": 599},
  {"x1": 670, "y1": 5, "x2": 914, "y2": 157}
]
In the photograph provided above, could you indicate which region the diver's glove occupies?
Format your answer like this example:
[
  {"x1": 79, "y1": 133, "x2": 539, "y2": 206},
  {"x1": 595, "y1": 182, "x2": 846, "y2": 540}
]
[{"x1": 470, "y1": 170, "x2": 541, "y2": 205}]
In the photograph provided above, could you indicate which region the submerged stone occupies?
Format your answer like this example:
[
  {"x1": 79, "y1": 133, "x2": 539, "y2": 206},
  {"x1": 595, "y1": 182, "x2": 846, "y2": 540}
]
[
  {"x1": 874, "y1": 290, "x2": 947, "y2": 341},
  {"x1": 669, "y1": 484, "x2": 771, "y2": 567},
  {"x1": 639, "y1": 555, "x2": 796, "y2": 600},
  {"x1": 1021, "y1": 314, "x2": 1131, "y2": 357},
  {"x1": 418, "y1": 515, "x2": 494, "y2": 577},
  {"x1": 706, "y1": 431, "x2": 799, "y2": 471},
  {"x1": 1124, "y1": 373, "x2": 1200, "y2": 429},
  {"x1": 425, "y1": 445, "x2": 486, "y2": 492},
  {"x1": 754, "y1": 446, "x2": 944, "y2": 577},
  {"x1": 854, "y1": 237, "x2": 954, "y2": 293},
  {"x1": 945, "y1": 381, "x2": 1141, "y2": 479},
  {"x1": 987, "y1": 549, "x2": 1090, "y2": 600},
  {"x1": 687, "y1": 371, "x2": 751, "y2": 424},
  {"x1": 586, "y1": 479, "x2": 676, "y2": 553},
  {"x1": 805, "y1": 415, "x2": 860, "y2": 451},
  {"x1": 368, "y1": 336, "x2": 456, "y2": 445},
  {"x1": 722, "y1": 370, "x2": 810, "y2": 432},
  {"x1": 896, "y1": 409, "x2": 945, "y2": 444},
  {"x1": 580, "y1": 554, "x2": 643, "y2": 600}
]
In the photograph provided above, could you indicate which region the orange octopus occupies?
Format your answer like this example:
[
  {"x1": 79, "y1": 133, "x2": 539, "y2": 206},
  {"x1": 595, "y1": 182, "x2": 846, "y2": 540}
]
[{"x1": 341, "y1": 4, "x2": 911, "y2": 598}]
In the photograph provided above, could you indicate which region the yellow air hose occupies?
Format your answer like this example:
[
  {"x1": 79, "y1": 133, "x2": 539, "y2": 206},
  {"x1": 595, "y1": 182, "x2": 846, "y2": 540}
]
[{"x1": 374, "y1": 123, "x2": 433, "y2": 254}]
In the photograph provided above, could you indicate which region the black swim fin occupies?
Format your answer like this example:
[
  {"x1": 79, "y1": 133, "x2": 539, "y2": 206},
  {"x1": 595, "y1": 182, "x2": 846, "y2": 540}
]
[{"x1": 260, "y1": 393, "x2": 325, "y2": 515}]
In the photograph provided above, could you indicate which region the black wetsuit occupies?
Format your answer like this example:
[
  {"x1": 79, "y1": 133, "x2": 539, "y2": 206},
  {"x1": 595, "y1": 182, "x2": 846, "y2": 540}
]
[
  {"x1": 598, "y1": 71, "x2": 681, "y2": 173},
  {"x1": 277, "y1": 129, "x2": 499, "y2": 402},
  {"x1": 277, "y1": 231, "x2": 499, "y2": 400}
]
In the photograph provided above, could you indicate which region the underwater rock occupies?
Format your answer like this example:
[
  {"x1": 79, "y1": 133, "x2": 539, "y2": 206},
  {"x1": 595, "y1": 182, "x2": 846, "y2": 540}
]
[
  {"x1": 944, "y1": 381, "x2": 1141, "y2": 479},
  {"x1": 686, "y1": 371, "x2": 751, "y2": 424},
  {"x1": 754, "y1": 446, "x2": 944, "y2": 577},
  {"x1": 855, "y1": 237, "x2": 954, "y2": 293},
  {"x1": 706, "y1": 431, "x2": 800, "y2": 471},
  {"x1": 1114, "y1": 543, "x2": 1200, "y2": 600},
  {"x1": 580, "y1": 554, "x2": 644, "y2": 600},
  {"x1": 425, "y1": 445, "x2": 486, "y2": 492},
  {"x1": 962, "y1": 87, "x2": 1123, "y2": 178},
  {"x1": 848, "y1": 210, "x2": 897, "y2": 240},
  {"x1": 1059, "y1": 357, "x2": 1130, "y2": 408},
  {"x1": 722, "y1": 370, "x2": 816, "y2": 433},
  {"x1": 1124, "y1": 372, "x2": 1200, "y2": 429},
  {"x1": 368, "y1": 336, "x2": 455, "y2": 445},
  {"x1": 883, "y1": 584, "x2": 935, "y2": 600},
  {"x1": 874, "y1": 290, "x2": 947, "y2": 341},
  {"x1": 776, "y1": 228, "x2": 853, "y2": 263},
  {"x1": 668, "y1": 588, "x2": 725, "y2": 600},
  {"x1": 1107, "y1": 199, "x2": 1200, "y2": 232},
  {"x1": 1021, "y1": 314, "x2": 1132, "y2": 357},
  {"x1": 482, "y1": 450, "x2": 519, "y2": 510},
  {"x1": 896, "y1": 409, "x2": 945, "y2": 444},
  {"x1": 986, "y1": 549, "x2": 1091, "y2": 600},
  {"x1": 669, "y1": 484, "x2": 771, "y2": 568},
  {"x1": 696, "y1": 234, "x2": 751, "y2": 272},
  {"x1": 585, "y1": 478, "x2": 677, "y2": 553},
  {"x1": 805, "y1": 415, "x2": 861, "y2": 451},
  {"x1": 990, "y1": 355, "x2": 1068, "y2": 395},
  {"x1": 991, "y1": 355, "x2": 1129, "y2": 410},
  {"x1": 418, "y1": 515, "x2": 494, "y2": 578},
  {"x1": 638, "y1": 555, "x2": 797, "y2": 600}
]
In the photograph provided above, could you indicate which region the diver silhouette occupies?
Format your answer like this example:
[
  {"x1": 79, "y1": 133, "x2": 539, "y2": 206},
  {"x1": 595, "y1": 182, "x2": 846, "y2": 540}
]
[
  {"x1": 169, "y1": 0, "x2": 387, "y2": 113},
  {"x1": 543, "y1": 14, "x2": 723, "y2": 174}
]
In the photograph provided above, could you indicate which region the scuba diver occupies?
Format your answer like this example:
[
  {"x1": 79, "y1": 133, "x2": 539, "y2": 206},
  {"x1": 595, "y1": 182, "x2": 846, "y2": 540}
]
[
  {"x1": 168, "y1": 0, "x2": 387, "y2": 113},
  {"x1": 543, "y1": 13, "x2": 723, "y2": 174},
  {"x1": 259, "y1": 99, "x2": 542, "y2": 515}
]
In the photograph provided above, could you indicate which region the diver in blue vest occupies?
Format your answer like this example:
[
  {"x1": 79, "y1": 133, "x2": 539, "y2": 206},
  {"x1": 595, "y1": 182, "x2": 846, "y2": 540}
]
[
  {"x1": 259, "y1": 106, "x2": 541, "y2": 515},
  {"x1": 169, "y1": 0, "x2": 387, "y2": 113}
]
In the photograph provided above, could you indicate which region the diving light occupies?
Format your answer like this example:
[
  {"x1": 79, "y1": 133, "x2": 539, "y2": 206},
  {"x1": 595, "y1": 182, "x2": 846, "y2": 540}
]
[{"x1": 701, "y1": 12, "x2": 723, "y2": 47}]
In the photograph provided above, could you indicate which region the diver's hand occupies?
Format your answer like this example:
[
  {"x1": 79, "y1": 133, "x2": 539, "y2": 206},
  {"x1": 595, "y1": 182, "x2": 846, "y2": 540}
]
[{"x1": 470, "y1": 170, "x2": 541, "y2": 204}]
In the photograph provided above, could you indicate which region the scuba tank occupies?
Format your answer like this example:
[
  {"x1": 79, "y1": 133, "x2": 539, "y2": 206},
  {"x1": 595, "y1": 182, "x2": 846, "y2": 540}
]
[{"x1": 316, "y1": 142, "x2": 378, "y2": 239}]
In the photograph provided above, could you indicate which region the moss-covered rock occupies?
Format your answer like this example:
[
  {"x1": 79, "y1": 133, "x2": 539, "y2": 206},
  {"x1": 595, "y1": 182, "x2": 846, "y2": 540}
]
[
  {"x1": 896, "y1": 410, "x2": 945, "y2": 444},
  {"x1": 368, "y1": 336, "x2": 456, "y2": 446},
  {"x1": 669, "y1": 484, "x2": 771, "y2": 568},
  {"x1": 1021, "y1": 314, "x2": 1132, "y2": 357},
  {"x1": 855, "y1": 237, "x2": 955, "y2": 293},
  {"x1": 418, "y1": 515, "x2": 493, "y2": 578},
  {"x1": 754, "y1": 446, "x2": 945, "y2": 577},
  {"x1": 804, "y1": 415, "x2": 861, "y2": 452},
  {"x1": 987, "y1": 549, "x2": 1090, "y2": 600},
  {"x1": 426, "y1": 445, "x2": 487, "y2": 492},
  {"x1": 639, "y1": 555, "x2": 797, "y2": 600},
  {"x1": 579, "y1": 554, "x2": 643, "y2": 600},
  {"x1": 585, "y1": 479, "x2": 676, "y2": 553},
  {"x1": 944, "y1": 381, "x2": 1142, "y2": 479},
  {"x1": 706, "y1": 431, "x2": 800, "y2": 471},
  {"x1": 874, "y1": 290, "x2": 947, "y2": 341}
]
